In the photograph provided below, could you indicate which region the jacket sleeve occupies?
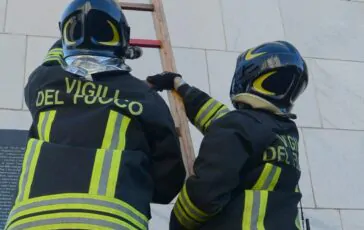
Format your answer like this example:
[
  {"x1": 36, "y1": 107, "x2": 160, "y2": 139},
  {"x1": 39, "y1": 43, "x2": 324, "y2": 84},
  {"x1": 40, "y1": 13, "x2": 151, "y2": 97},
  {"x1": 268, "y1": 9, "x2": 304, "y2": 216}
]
[
  {"x1": 170, "y1": 115, "x2": 250, "y2": 229},
  {"x1": 42, "y1": 39, "x2": 65, "y2": 66},
  {"x1": 24, "y1": 39, "x2": 64, "y2": 110},
  {"x1": 147, "y1": 93, "x2": 186, "y2": 204},
  {"x1": 176, "y1": 84, "x2": 230, "y2": 134}
]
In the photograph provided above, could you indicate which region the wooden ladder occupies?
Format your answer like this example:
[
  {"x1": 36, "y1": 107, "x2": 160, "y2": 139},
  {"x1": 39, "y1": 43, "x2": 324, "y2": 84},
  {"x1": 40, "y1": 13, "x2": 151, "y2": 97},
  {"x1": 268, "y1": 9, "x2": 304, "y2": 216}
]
[{"x1": 120, "y1": 1, "x2": 195, "y2": 176}]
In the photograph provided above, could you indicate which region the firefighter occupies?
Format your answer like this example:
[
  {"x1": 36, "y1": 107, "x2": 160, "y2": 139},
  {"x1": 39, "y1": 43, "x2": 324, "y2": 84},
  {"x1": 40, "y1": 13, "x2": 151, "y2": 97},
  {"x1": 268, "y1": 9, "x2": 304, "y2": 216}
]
[
  {"x1": 147, "y1": 41, "x2": 308, "y2": 230},
  {"x1": 5, "y1": 0, "x2": 185, "y2": 229}
]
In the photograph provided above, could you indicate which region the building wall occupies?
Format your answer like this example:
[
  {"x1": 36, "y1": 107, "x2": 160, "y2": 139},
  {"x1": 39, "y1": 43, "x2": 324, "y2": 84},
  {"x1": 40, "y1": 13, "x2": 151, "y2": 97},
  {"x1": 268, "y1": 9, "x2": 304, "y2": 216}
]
[{"x1": 0, "y1": 0, "x2": 363, "y2": 229}]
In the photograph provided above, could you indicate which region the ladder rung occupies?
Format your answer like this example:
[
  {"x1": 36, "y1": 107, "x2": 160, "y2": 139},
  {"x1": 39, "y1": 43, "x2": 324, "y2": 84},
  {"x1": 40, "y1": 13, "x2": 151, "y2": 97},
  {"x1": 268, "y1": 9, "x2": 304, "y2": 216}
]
[
  {"x1": 130, "y1": 39, "x2": 161, "y2": 48},
  {"x1": 120, "y1": 2, "x2": 154, "y2": 12}
]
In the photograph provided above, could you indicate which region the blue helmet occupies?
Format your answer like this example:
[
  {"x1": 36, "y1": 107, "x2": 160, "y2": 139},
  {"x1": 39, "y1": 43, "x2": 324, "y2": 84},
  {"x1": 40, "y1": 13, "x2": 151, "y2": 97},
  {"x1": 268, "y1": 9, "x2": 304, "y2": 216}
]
[
  {"x1": 230, "y1": 41, "x2": 308, "y2": 115},
  {"x1": 59, "y1": 0, "x2": 130, "y2": 59}
]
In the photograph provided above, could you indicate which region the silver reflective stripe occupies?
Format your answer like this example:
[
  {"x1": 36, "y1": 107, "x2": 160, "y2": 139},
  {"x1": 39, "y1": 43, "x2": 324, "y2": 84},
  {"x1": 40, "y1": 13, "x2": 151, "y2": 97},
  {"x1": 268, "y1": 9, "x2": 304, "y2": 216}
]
[
  {"x1": 110, "y1": 114, "x2": 124, "y2": 149},
  {"x1": 261, "y1": 166, "x2": 279, "y2": 190},
  {"x1": 11, "y1": 217, "x2": 133, "y2": 230},
  {"x1": 8, "y1": 198, "x2": 148, "y2": 227},
  {"x1": 179, "y1": 192, "x2": 208, "y2": 222},
  {"x1": 210, "y1": 108, "x2": 230, "y2": 123},
  {"x1": 40, "y1": 112, "x2": 50, "y2": 139},
  {"x1": 98, "y1": 150, "x2": 114, "y2": 195},
  {"x1": 195, "y1": 101, "x2": 220, "y2": 127},
  {"x1": 17, "y1": 140, "x2": 37, "y2": 202},
  {"x1": 173, "y1": 201, "x2": 200, "y2": 229},
  {"x1": 251, "y1": 191, "x2": 261, "y2": 230}
]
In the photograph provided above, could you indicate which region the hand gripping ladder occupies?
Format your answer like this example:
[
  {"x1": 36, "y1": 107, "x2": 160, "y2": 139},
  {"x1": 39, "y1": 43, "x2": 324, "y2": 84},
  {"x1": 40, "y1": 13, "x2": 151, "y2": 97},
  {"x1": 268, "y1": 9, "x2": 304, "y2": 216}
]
[{"x1": 120, "y1": 1, "x2": 195, "y2": 176}]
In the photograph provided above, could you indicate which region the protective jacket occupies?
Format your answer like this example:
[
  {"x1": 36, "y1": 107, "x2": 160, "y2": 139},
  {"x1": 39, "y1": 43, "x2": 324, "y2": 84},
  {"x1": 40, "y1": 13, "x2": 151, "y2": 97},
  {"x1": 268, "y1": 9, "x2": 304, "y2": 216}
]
[
  {"x1": 170, "y1": 84, "x2": 302, "y2": 230},
  {"x1": 5, "y1": 45, "x2": 185, "y2": 230}
]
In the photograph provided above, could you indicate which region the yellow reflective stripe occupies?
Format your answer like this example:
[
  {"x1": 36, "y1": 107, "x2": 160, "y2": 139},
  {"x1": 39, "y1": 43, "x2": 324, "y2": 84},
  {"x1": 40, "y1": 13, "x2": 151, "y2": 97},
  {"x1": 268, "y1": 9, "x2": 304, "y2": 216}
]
[
  {"x1": 194, "y1": 99, "x2": 214, "y2": 124},
  {"x1": 37, "y1": 112, "x2": 45, "y2": 140},
  {"x1": 7, "y1": 212, "x2": 137, "y2": 230},
  {"x1": 252, "y1": 163, "x2": 281, "y2": 191},
  {"x1": 89, "y1": 149, "x2": 106, "y2": 195},
  {"x1": 25, "y1": 223, "x2": 113, "y2": 230},
  {"x1": 181, "y1": 184, "x2": 208, "y2": 218},
  {"x1": 90, "y1": 111, "x2": 130, "y2": 196},
  {"x1": 37, "y1": 111, "x2": 57, "y2": 142},
  {"x1": 173, "y1": 200, "x2": 200, "y2": 230},
  {"x1": 107, "y1": 150, "x2": 123, "y2": 197},
  {"x1": 106, "y1": 116, "x2": 130, "y2": 196},
  {"x1": 15, "y1": 139, "x2": 35, "y2": 203},
  {"x1": 43, "y1": 57, "x2": 62, "y2": 64},
  {"x1": 194, "y1": 99, "x2": 230, "y2": 133},
  {"x1": 295, "y1": 186, "x2": 300, "y2": 193},
  {"x1": 199, "y1": 103, "x2": 221, "y2": 128},
  {"x1": 178, "y1": 189, "x2": 208, "y2": 222},
  {"x1": 101, "y1": 110, "x2": 118, "y2": 149},
  {"x1": 22, "y1": 140, "x2": 43, "y2": 200},
  {"x1": 10, "y1": 193, "x2": 148, "y2": 222},
  {"x1": 203, "y1": 106, "x2": 229, "y2": 130},
  {"x1": 117, "y1": 116, "x2": 131, "y2": 150},
  {"x1": 8, "y1": 204, "x2": 145, "y2": 230},
  {"x1": 7, "y1": 193, "x2": 148, "y2": 230},
  {"x1": 242, "y1": 191, "x2": 268, "y2": 230},
  {"x1": 295, "y1": 214, "x2": 302, "y2": 230},
  {"x1": 242, "y1": 190, "x2": 253, "y2": 228},
  {"x1": 44, "y1": 111, "x2": 56, "y2": 142},
  {"x1": 267, "y1": 167, "x2": 281, "y2": 191},
  {"x1": 257, "y1": 191, "x2": 268, "y2": 230},
  {"x1": 45, "y1": 48, "x2": 63, "y2": 58}
]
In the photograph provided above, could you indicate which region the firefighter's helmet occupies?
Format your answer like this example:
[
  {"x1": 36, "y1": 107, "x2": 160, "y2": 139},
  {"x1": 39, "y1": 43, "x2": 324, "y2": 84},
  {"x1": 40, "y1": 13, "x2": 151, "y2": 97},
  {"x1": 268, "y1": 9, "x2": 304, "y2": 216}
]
[
  {"x1": 59, "y1": 0, "x2": 130, "y2": 59},
  {"x1": 230, "y1": 41, "x2": 308, "y2": 116}
]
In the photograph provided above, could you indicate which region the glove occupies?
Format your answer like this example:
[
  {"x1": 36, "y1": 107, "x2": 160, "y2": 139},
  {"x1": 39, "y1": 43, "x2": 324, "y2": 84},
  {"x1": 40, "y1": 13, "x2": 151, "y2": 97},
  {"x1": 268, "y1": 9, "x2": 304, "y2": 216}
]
[{"x1": 147, "y1": 71, "x2": 182, "y2": 91}]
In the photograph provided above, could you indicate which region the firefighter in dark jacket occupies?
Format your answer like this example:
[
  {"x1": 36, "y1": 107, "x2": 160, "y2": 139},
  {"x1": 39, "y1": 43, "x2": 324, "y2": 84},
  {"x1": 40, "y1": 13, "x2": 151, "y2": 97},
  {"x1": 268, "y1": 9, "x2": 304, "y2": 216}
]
[
  {"x1": 147, "y1": 41, "x2": 308, "y2": 230},
  {"x1": 5, "y1": 0, "x2": 185, "y2": 229}
]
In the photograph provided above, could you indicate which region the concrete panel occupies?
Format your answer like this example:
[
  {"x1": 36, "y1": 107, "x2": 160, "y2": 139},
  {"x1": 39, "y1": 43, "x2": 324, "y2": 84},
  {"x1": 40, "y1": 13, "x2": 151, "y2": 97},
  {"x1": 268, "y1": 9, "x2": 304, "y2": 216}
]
[
  {"x1": 0, "y1": 34, "x2": 26, "y2": 109},
  {"x1": 0, "y1": 110, "x2": 31, "y2": 130},
  {"x1": 5, "y1": 0, "x2": 72, "y2": 36},
  {"x1": 23, "y1": 36, "x2": 58, "y2": 110},
  {"x1": 25, "y1": 37, "x2": 58, "y2": 80},
  {"x1": 280, "y1": 0, "x2": 364, "y2": 61},
  {"x1": 163, "y1": 0, "x2": 225, "y2": 49},
  {"x1": 303, "y1": 128, "x2": 364, "y2": 209},
  {"x1": 206, "y1": 50, "x2": 240, "y2": 109},
  {"x1": 341, "y1": 210, "x2": 364, "y2": 230},
  {"x1": 292, "y1": 59, "x2": 322, "y2": 128},
  {"x1": 0, "y1": 0, "x2": 6, "y2": 32},
  {"x1": 310, "y1": 59, "x2": 364, "y2": 130},
  {"x1": 221, "y1": 0, "x2": 285, "y2": 52},
  {"x1": 303, "y1": 209, "x2": 343, "y2": 230},
  {"x1": 124, "y1": 11, "x2": 156, "y2": 40},
  {"x1": 189, "y1": 123, "x2": 203, "y2": 157},
  {"x1": 149, "y1": 204, "x2": 172, "y2": 230},
  {"x1": 173, "y1": 48, "x2": 210, "y2": 93},
  {"x1": 125, "y1": 48, "x2": 168, "y2": 103},
  {"x1": 298, "y1": 129, "x2": 315, "y2": 208}
]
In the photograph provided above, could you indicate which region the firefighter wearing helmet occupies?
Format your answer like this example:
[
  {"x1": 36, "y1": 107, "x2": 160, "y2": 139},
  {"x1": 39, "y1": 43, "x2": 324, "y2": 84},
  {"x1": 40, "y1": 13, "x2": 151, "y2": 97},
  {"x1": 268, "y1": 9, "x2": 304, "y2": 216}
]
[{"x1": 147, "y1": 41, "x2": 308, "y2": 230}]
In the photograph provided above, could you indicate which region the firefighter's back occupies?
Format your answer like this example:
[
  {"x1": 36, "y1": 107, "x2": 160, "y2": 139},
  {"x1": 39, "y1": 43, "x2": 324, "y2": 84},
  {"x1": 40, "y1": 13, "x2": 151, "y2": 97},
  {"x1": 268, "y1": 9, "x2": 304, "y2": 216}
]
[
  {"x1": 5, "y1": 65, "x2": 168, "y2": 230},
  {"x1": 201, "y1": 109, "x2": 302, "y2": 230}
]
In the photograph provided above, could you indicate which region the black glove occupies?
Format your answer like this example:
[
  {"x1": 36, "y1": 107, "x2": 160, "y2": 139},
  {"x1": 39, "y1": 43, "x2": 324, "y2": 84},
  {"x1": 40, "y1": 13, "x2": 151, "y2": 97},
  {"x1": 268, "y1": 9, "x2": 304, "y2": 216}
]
[{"x1": 147, "y1": 72, "x2": 182, "y2": 91}]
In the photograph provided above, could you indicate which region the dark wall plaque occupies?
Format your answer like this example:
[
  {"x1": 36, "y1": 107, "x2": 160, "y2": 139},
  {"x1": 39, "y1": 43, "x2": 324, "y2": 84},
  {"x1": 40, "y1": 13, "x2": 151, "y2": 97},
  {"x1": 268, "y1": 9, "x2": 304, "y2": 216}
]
[{"x1": 0, "y1": 130, "x2": 28, "y2": 229}]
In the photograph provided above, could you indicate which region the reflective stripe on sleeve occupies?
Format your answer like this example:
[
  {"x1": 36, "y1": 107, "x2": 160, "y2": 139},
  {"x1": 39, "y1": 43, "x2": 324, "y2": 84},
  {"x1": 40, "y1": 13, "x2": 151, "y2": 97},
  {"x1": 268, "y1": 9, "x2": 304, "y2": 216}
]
[
  {"x1": 193, "y1": 99, "x2": 230, "y2": 133},
  {"x1": 6, "y1": 193, "x2": 148, "y2": 230}
]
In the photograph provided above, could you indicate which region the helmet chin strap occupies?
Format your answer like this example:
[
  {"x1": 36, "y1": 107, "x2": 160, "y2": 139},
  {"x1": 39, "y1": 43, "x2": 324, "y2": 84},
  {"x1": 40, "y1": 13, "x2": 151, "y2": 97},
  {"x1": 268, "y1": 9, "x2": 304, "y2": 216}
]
[{"x1": 233, "y1": 93, "x2": 297, "y2": 119}]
